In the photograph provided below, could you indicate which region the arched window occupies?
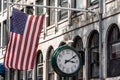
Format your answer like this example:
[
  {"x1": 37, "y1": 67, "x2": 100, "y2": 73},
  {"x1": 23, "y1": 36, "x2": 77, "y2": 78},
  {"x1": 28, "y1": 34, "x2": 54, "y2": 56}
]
[
  {"x1": 107, "y1": 24, "x2": 120, "y2": 77},
  {"x1": 34, "y1": 50, "x2": 43, "y2": 80},
  {"x1": 36, "y1": 51, "x2": 43, "y2": 80},
  {"x1": 71, "y1": 36, "x2": 84, "y2": 80},
  {"x1": 88, "y1": 30, "x2": 99, "y2": 79},
  {"x1": 47, "y1": 46, "x2": 54, "y2": 80}
]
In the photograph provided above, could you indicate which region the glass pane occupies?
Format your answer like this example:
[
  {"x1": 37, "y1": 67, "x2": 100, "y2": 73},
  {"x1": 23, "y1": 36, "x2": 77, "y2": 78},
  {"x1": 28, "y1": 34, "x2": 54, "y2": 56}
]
[
  {"x1": 48, "y1": 74, "x2": 54, "y2": 80},
  {"x1": 90, "y1": 33, "x2": 99, "y2": 48},
  {"x1": 37, "y1": 53, "x2": 43, "y2": 80},
  {"x1": 76, "y1": 0, "x2": 84, "y2": 9},
  {"x1": 91, "y1": 48, "x2": 99, "y2": 78},
  {"x1": 111, "y1": 42, "x2": 120, "y2": 59},
  {"x1": 4, "y1": 0, "x2": 7, "y2": 10},
  {"x1": 58, "y1": 0, "x2": 68, "y2": 20},
  {"x1": 36, "y1": 0, "x2": 43, "y2": 15},
  {"x1": 10, "y1": 69, "x2": 15, "y2": 80},
  {"x1": 27, "y1": 70, "x2": 32, "y2": 79},
  {"x1": 37, "y1": 54, "x2": 43, "y2": 64},
  {"x1": 91, "y1": 63, "x2": 99, "y2": 77},
  {"x1": 3, "y1": 21, "x2": 8, "y2": 46},
  {"x1": 91, "y1": 49, "x2": 99, "y2": 63},
  {"x1": 20, "y1": 71, "x2": 23, "y2": 80},
  {"x1": 109, "y1": 27, "x2": 119, "y2": 43},
  {"x1": 37, "y1": 67, "x2": 43, "y2": 76},
  {"x1": 26, "y1": 6, "x2": 34, "y2": 15},
  {"x1": 91, "y1": 0, "x2": 97, "y2": 3},
  {"x1": 90, "y1": 0, "x2": 98, "y2": 5},
  {"x1": 49, "y1": 0, "x2": 55, "y2": 25}
]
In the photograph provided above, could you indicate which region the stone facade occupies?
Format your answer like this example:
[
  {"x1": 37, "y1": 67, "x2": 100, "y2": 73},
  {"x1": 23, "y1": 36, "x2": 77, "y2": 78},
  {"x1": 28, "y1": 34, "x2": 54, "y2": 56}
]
[{"x1": 1, "y1": 0, "x2": 120, "y2": 80}]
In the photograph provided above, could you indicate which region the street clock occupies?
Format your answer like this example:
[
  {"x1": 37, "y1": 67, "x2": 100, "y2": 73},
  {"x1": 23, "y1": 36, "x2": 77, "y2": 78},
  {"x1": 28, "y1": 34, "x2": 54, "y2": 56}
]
[{"x1": 51, "y1": 45, "x2": 82, "y2": 76}]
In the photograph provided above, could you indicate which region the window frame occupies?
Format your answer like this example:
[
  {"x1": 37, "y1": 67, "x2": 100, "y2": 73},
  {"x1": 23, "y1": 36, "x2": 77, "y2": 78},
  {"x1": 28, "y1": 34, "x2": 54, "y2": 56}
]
[
  {"x1": 58, "y1": 0, "x2": 68, "y2": 21},
  {"x1": 71, "y1": 36, "x2": 84, "y2": 80},
  {"x1": 36, "y1": 0, "x2": 43, "y2": 15},
  {"x1": 3, "y1": 20, "x2": 8, "y2": 47},
  {"x1": 37, "y1": 52, "x2": 43, "y2": 80},
  {"x1": 47, "y1": 0, "x2": 55, "y2": 26},
  {"x1": 47, "y1": 46, "x2": 54, "y2": 80},
  {"x1": 88, "y1": 31, "x2": 99, "y2": 79},
  {"x1": 108, "y1": 26, "x2": 120, "y2": 60},
  {"x1": 107, "y1": 24, "x2": 120, "y2": 77},
  {"x1": 27, "y1": 70, "x2": 32, "y2": 80}
]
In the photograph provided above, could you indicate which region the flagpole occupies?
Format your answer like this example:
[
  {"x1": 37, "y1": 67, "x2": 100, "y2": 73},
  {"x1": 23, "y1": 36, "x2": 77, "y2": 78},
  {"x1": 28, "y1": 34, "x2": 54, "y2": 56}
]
[
  {"x1": 6, "y1": 0, "x2": 10, "y2": 80},
  {"x1": 8, "y1": 2, "x2": 95, "y2": 14}
]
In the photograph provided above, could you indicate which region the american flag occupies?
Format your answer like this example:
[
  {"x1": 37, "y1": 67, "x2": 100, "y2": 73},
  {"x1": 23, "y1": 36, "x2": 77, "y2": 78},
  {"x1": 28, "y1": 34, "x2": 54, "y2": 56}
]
[{"x1": 4, "y1": 8, "x2": 45, "y2": 70}]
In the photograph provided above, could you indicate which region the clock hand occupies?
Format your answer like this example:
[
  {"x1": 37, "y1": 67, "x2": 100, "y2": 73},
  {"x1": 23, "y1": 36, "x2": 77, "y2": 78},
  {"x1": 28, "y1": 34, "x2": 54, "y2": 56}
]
[
  {"x1": 69, "y1": 60, "x2": 75, "y2": 63},
  {"x1": 65, "y1": 55, "x2": 77, "y2": 64},
  {"x1": 65, "y1": 60, "x2": 75, "y2": 63}
]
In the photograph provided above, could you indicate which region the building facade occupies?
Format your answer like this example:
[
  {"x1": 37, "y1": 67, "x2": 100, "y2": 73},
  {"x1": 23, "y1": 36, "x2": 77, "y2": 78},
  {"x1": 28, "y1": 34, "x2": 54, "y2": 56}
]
[{"x1": 0, "y1": 0, "x2": 120, "y2": 80}]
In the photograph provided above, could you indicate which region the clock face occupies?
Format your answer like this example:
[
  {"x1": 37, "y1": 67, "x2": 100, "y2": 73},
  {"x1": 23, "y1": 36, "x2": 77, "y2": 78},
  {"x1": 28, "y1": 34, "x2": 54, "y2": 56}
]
[{"x1": 56, "y1": 49, "x2": 80, "y2": 74}]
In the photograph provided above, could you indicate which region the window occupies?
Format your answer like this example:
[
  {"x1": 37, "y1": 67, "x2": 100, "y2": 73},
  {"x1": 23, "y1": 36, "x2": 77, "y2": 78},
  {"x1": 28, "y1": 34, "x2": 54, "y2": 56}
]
[
  {"x1": 47, "y1": 46, "x2": 54, "y2": 80},
  {"x1": 26, "y1": 6, "x2": 34, "y2": 15},
  {"x1": 107, "y1": 24, "x2": 120, "y2": 77},
  {"x1": 18, "y1": 70, "x2": 23, "y2": 80},
  {"x1": 88, "y1": 0, "x2": 98, "y2": 6},
  {"x1": 3, "y1": 21, "x2": 8, "y2": 47},
  {"x1": 111, "y1": 43, "x2": 120, "y2": 59},
  {"x1": 71, "y1": 36, "x2": 84, "y2": 80},
  {"x1": 3, "y1": 0, "x2": 7, "y2": 10},
  {"x1": 48, "y1": 0, "x2": 55, "y2": 26},
  {"x1": 90, "y1": 0, "x2": 98, "y2": 3},
  {"x1": 88, "y1": 31, "x2": 99, "y2": 79},
  {"x1": 36, "y1": 0, "x2": 43, "y2": 15},
  {"x1": 27, "y1": 70, "x2": 32, "y2": 80},
  {"x1": 58, "y1": 0, "x2": 68, "y2": 20},
  {"x1": 37, "y1": 51, "x2": 43, "y2": 80},
  {"x1": 10, "y1": 69, "x2": 15, "y2": 80},
  {"x1": 75, "y1": 0, "x2": 84, "y2": 9}
]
